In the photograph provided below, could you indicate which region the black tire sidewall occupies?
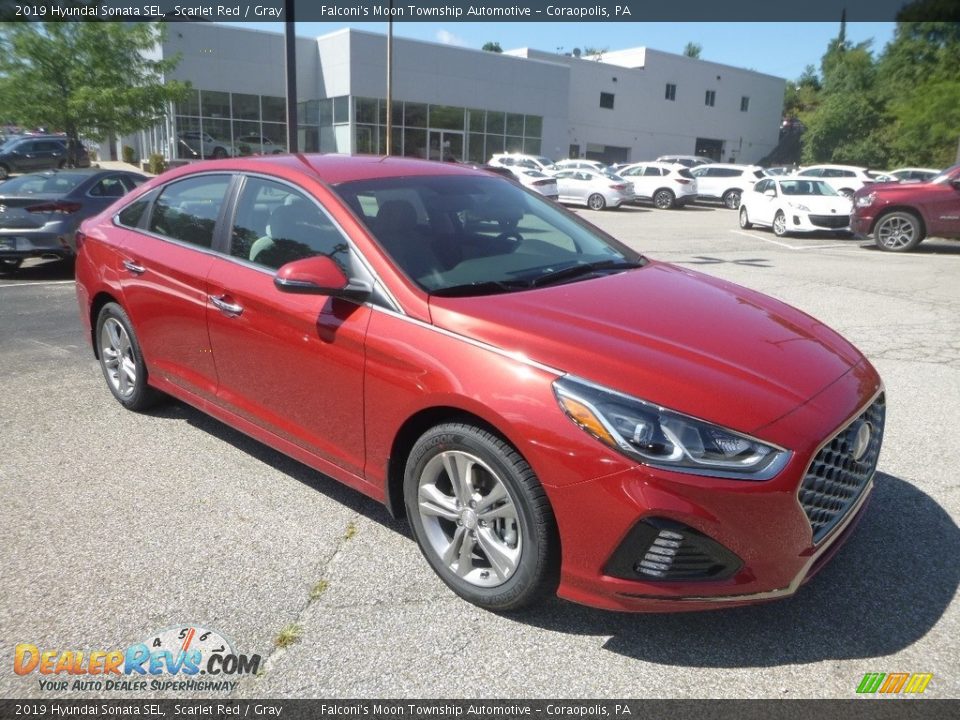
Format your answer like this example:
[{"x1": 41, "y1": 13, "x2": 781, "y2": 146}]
[
  {"x1": 95, "y1": 302, "x2": 158, "y2": 411},
  {"x1": 403, "y1": 423, "x2": 556, "y2": 611}
]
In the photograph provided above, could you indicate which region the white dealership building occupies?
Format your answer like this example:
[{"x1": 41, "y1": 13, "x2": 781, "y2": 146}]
[{"x1": 125, "y1": 23, "x2": 785, "y2": 166}]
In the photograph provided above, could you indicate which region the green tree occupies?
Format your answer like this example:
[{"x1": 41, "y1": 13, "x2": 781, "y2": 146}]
[
  {"x1": 876, "y1": 21, "x2": 960, "y2": 166},
  {"x1": 481, "y1": 41, "x2": 503, "y2": 53},
  {"x1": 683, "y1": 42, "x2": 702, "y2": 59},
  {"x1": 0, "y1": 22, "x2": 188, "y2": 164}
]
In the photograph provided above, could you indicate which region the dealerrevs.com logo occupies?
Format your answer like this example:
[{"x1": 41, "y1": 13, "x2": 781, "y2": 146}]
[
  {"x1": 14, "y1": 625, "x2": 261, "y2": 693},
  {"x1": 856, "y1": 673, "x2": 934, "y2": 695}
]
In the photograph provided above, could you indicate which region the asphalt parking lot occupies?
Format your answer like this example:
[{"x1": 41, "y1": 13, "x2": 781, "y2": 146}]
[{"x1": 1, "y1": 203, "x2": 958, "y2": 700}]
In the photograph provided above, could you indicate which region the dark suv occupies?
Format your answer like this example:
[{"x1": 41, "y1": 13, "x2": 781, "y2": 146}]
[
  {"x1": 851, "y1": 164, "x2": 960, "y2": 252},
  {"x1": 0, "y1": 136, "x2": 91, "y2": 179}
]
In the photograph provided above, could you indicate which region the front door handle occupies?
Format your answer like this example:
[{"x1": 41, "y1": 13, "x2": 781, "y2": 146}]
[
  {"x1": 210, "y1": 294, "x2": 243, "y2": 317},
  {"x1": 122, "y1": 259, "x2": 146, "y2": 274}
]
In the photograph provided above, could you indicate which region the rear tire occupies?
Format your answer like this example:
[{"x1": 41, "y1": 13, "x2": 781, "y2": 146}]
[
  {"x1": 95, "y1": 303, "x2": 161, "y2": 411},
  {"x1": 653, "y1": 189, "x2": 675, "y2": 210},
  {"x1": 722, "y1": 189, "x2": 742, "y2": 210},
  {"x1": 404, "y1": 423, "x2": 559, "y2": 611},
  {"x1": 739, "y1": 206, "x2": 752, "y2": 229},
  {"x1": 587, "y1": 193, "x2": 606, "y2": 211},
  {"x1": 212, "y1": 147, "x2": 227, "y2": 159}
]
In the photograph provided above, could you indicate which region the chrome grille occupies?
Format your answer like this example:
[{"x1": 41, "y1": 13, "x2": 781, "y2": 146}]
[{"x1": 799, "y1": 394, "x2": 885, "y2": 543}]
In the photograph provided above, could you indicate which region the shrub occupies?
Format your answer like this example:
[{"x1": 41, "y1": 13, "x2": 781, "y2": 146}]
[
  {"x1": 147, "y1": 153, "x2": 166, "y2": 175},
  {"x1": 121, "y1": 145, "x2": 136, "y2": 164}
]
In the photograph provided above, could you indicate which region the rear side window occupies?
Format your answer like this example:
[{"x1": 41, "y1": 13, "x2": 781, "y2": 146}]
[
  {"x1": 678, "y1": 168, "x2": 694, "y2": 179},
  {"x1": 148, "y1": 175, "x2": 230, "y2": 249},
  {"x1": 89, "y1": 176, "x2": 128, "y2": 198},
  {"x1": 117, "y1": 197, "x2": 150, "y2": 228}
]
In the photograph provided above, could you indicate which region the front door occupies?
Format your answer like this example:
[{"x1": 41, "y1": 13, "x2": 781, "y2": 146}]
[
  {"x1": 428, "y1": 131, "x2": 464, "y2": 162},
  {"x1": 206, "y1": 175, "x2": 369, "y2": 477}
]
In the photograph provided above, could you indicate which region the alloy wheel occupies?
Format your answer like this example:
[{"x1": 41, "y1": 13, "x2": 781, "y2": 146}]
[
  {"x1": 416, "y1": 450, "x2": 521, "y2": 588},
  {"x1": 99, "y1": 317, "x2": 138, "y2": 398}
]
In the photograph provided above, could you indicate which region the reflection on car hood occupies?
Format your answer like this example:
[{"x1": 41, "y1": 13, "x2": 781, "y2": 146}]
[
  {"x1": 428, "y1": 261, "x2": 865, "y2": 433},
  {"x1": 784, "y1": 196, "x2": 853, "y2": 213}
]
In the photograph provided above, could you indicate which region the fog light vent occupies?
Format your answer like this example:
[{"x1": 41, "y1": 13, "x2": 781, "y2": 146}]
[{"x1": 604, "y1": 518, "x2": 743, "y2": 582}]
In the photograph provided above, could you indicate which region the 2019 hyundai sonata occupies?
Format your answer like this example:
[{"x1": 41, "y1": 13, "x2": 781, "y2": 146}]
[{"x1": 75, "y1": 155, "x2": 884, "y2": 612}]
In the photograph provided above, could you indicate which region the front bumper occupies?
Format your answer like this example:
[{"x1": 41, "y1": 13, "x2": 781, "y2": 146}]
[
  {"x1": 547, "y1": 361, "x2": 883, "y2": 612},
  {"x1": 787, "y1": 211, "x2": 851, "y2": 233}
]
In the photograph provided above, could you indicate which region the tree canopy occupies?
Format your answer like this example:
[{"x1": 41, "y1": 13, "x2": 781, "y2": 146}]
[
  {"x1": 797, "y1": 18, "x2": 960, "y2": 168},
  {"x1": 481, "y1": 41, "x2": 503, "y2": 53},
  {"x1": 683, "y1": 42, "x2": 702, "y2": 59},
  {"x1": 0, "y1": 22, "x2": 188, "y2": 160}
]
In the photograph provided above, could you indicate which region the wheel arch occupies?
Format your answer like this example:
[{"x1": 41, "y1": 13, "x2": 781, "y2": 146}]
[
  {"x1": 385, "y1": 405, "x2": 524, "y2": 520},
  {"x1": 89, "y1": 291, "x2": 121, "y2": 359}
]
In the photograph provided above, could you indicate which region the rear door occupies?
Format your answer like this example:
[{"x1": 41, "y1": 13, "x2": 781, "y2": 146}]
[
  {"x1": 922, "y1": 168, "x2": 960, "y2": 237},
  {"x1": 205, "y1": 174, "x2": 370, "y2": 476},
  {"x1": 115, "y1": 173, "x2": 232, "y2": 402}
]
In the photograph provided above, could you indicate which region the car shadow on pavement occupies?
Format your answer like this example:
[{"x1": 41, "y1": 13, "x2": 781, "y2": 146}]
[
  {"x1": 859, "y1": 239, "x2": 960, "y2": 255},
  {"x1": 145, "y1": 401, "x2": 406, "y2": 532},
  {"x1": 516, "y1": 471, "x2": 957, "y2": 666},
  {"x1": 1, "y1": 257, "x2": 75, "y2": 281}
]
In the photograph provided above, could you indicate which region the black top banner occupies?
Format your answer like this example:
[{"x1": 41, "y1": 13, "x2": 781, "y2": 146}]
[{"x1": 1, "y1": 0, "x2": 959, "y2": 22}]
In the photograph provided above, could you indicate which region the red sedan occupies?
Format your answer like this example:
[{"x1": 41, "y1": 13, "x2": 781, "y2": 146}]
[{"x1": 75, "y1": 155, "x2": 884, "y2": 612}]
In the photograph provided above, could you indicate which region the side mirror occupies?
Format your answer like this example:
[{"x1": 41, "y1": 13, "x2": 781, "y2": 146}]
[
  {"x1": 274, "y1": 255, "x2": 371, "y2": 301},
  {"x1": 951, "y1": 179, "x2": 960, "y2": 191}
]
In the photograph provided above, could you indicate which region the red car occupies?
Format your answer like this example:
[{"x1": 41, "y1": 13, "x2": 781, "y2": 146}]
[
  {"x1": 852, "y1": 164, "x2": 960, "y2": 252},
  {"x1": 75, "y1": 155, "x2": 884, "y2": 612}
]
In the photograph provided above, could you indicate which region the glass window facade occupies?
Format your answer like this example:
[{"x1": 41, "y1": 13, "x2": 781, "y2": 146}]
[
  {"x1": 311, "y1": 97, "x2": 545, "y2": 163},
  {"x1": 174, "y1": 89, "x2": 287, "y2": 159}
]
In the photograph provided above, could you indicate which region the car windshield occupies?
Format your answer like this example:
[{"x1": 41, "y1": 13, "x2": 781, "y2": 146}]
[
  {"x1": 0, "y1": 172, "x2": 89, "y2": 195},
  {"x1": 334, "y1": 174, "x2": 643, "y2": 295},
  {"x1": 932, "y1": 164, "x2": 960, "y2": 184},
  {"x1": 779, "y1": 180, "x2": 839, "y2": 197}
]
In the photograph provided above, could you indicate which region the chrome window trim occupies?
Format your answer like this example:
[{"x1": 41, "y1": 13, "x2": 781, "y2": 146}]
[{"x1": 110, "y1": 169, "x2": 403, "y2": 314}]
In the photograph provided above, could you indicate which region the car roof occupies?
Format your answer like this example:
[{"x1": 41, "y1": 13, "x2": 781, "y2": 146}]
[
  {"x1": 152, "y1": 154, "x2": 486, "y2": 185},
  {"x1": 802, "y1": 164, "x2": 868, "y2": 171}
]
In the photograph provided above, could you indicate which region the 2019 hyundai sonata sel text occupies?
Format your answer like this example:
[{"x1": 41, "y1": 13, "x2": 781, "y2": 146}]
[{"x1": 75, "y1": 155, "x2": 884, "y2": 612}]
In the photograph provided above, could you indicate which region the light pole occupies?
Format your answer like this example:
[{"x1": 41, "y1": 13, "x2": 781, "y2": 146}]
[
  {"x1": 386, "y1": 1, "x2": 394, "y2": 156},
  {"x1": 284, "y1": 0, "x2": 298, "y2": 153}
]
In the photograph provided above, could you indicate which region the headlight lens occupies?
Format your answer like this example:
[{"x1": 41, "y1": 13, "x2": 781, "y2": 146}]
[
  {"x1": 789, "y1": 202, "x2": 811, "y2": 212},
  {"x1": 553, "y1": 376, "x2": 790, "y2": 480},
  {"x1": 855, "y1": 192, "x2": 876, "y2": 208}
]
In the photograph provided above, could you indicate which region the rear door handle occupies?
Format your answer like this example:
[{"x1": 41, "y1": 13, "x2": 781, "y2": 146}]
[
  {"x1": 210, "y1": 294, "x2": 243, "y2": 317},
  {"x1": 122, "y1": 259, "x2": 146, "y2": 274}
]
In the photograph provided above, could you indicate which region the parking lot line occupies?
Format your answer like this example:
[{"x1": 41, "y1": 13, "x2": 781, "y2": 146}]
[
  {"x1": 729, "y1": 230, "x2": 851, "y2": 251},
  {"x1": 0, "y1": 280, "x2": 75, "y2": 289}
]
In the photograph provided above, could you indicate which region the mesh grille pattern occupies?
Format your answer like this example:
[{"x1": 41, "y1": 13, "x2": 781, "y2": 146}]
[
  {"x1": 799, "y1": 395, "x2": 885, "y2": 543},
  {"x1": 809, "y1": 214, "x2": 849, "y2": 229}
]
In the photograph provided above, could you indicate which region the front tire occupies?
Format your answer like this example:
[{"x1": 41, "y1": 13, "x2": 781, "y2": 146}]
[
  {"x1": 773, "y1": 211, "x2": 788, "y2": 237},
  {"x1": 587, "y1": 193, "x2": 606, "y2": 211},
  {"x1": 739, "y1": 206, "x2": 752, "y2": 229},
  {"x1": 722, "y1": 189, "x2": 742, "y2": 210},
  {"x1": 212, "y1": 147, "x2": 227, "y2": 159},
  {"x1": 653, "y1": 189, "x2": 675, "y2": 210},
  {"x1": 96, "y1": 303, "x2": 160, "y2": 411},
  {"x1": 874, "y1": 211, "x2": 924, "y2": 252},
  {"x1": 404, "y1": 423, "x2": 559, "y2": 611}
]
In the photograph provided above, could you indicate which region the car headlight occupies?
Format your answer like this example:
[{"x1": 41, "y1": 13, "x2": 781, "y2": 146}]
[
  {"x1": 855, "y1": 193, "x2": 876, "y2": 208},
  {"x1": 553, "y1": 376, "x2": 790, "y2": 480},
  {"x1": 788, "y1": 202, "x2": 811, "y2": 212}
]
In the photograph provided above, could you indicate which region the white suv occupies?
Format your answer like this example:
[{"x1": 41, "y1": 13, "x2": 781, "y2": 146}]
[
  {"x1": 618, "y1": 162, "x2": 699, "y2": 209},
  {"x1": 795, "y1": 165, "x2": 875, "y2": 197},
  {"x1": 488, "y1": 153, "x2": 556, "y2": 172},
  {"x1": 689, "y1": 163, "x2": 767, "y2": 209}
]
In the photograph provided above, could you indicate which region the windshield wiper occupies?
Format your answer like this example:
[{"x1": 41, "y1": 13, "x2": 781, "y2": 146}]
[
  {"x1": 430, "y1": 279, "x2": 531, "y2": 297},
  {"x1": 530, "y1": 259, "x2": 644, "y2": 288}
]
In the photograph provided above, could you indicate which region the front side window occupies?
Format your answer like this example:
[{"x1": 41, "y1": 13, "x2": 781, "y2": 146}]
[
  {"x1": 230, "y1": 176, "x2": 349, "y2": 271},
  {"x1": 148, "y1": 175, "x2": 231, "y2": 249},
  {"x1": 333, "y1": 175, "x2": 643, "y2": 295}
]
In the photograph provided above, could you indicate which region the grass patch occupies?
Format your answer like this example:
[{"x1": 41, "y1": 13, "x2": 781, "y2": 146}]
[
  {"x1": 309, "y1": 579, "x2": 329, "y2": 601},
  {"x1": 274, "y1": 623, "x2": 303, "y2": 649},
  {"x1": 344, "y1": 521, "x2": 357, "y2": 540}
]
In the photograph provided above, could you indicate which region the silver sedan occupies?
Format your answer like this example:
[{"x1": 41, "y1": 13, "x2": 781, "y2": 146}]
[{"x1": 552, "y1": 169, "x2": 634, "y2": 211}]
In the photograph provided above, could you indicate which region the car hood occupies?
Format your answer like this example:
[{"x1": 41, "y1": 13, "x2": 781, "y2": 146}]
[
  {"x1": 786, "y1": 195, "x2": 852, "y2": 214},
  {"x1": 428, "y1": 261, "x2": 865, "y2": 433}
]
